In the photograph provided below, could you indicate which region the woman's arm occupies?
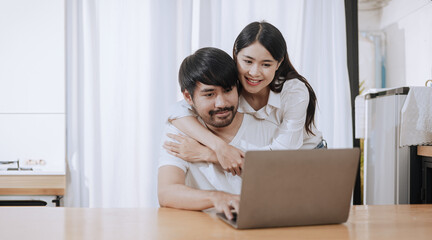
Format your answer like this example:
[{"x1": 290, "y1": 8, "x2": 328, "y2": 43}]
[
  {"x1": 171, "y1": 116, "x2": 244, "y2": 175},
  {"x1": 261, "y1": 80, "x2": 310, "y2": 150},
  {"x1": 167, "y1": 100, "x2": 244, "y2": 175},
  {"x1": 163, "y1": 133, "x2": 218, "y2": 164}
]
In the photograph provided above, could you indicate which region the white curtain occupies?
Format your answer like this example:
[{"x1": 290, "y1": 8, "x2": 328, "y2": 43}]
[
  {"x1": 66, "y1": 0, "x2": 173, "y2": 207},
  {"x1": 300, "y1": 0, "x2": 353, "y2": 148},
  {"x1": 65, "y1": 0, "x2": 352, "y2": 207}
]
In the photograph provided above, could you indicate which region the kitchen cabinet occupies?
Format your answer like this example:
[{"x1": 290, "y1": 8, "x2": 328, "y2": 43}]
[
  {"x1": 0, "y1": 0, "x2": 65, "y2": 113},
  {"x1": 0, "y1": 0, "x2": 66, "y2": 206}
]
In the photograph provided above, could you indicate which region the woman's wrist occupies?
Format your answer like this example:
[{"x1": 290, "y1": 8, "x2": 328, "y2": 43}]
[
  {"x1": 202, "y1": 148, "x2": 218, "y2": 164},
  {"x1": 211, "y1": 138, "x2": 228, "y2": 152}
]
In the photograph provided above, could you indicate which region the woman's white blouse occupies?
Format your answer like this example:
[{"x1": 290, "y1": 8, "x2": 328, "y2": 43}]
[{"x1": 168, "y1": 79, "x2": 323, "y2": 150}]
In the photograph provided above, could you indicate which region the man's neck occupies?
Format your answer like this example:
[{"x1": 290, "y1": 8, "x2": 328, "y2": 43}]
[{"x1": 206, "y1": 113, "x2": 244, "y2": 143}]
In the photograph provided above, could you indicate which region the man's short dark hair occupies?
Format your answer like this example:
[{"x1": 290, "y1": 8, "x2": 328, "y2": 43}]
[{"x1": 179, "y1": 47, "x2": 241, "y2": 99}]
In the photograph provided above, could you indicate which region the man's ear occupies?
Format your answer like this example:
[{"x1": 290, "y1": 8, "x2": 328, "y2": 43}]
[{"x1": 183, "y1": 90, "x2": 194, "y2": 105}]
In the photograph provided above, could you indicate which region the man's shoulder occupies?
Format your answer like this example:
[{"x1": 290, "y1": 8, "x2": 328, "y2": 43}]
[
  {"x1": 163, "y1": 116, "x2": 203, "y2": 135},
  {"x1": 160, "y1": 123, "x2": 184, "y2": 145},
  {"x1": 159, "y1": 118, "x2": 208, "y2": 171},
  {"x1": 158, "y1": 122, "x2": 190, "y2": 172}
]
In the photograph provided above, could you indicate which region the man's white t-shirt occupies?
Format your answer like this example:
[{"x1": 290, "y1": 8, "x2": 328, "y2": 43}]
[{"x1": 158, "y1": 113, "x2": 278, "y2": 195}]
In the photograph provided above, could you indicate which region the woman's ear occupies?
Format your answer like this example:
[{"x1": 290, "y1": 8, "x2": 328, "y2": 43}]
[{"x1": 183, "y1": 90, "x2": 194, "y2": 106}]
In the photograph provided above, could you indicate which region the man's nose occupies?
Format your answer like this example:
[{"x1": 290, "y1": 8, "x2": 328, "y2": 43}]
[{"x1": 215, "y1": 94, "x2": 227, "y2": 108}]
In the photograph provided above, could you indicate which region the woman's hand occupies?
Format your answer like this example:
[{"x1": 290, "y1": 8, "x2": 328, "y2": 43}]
[
  {"x1": 164, "y1": 133, "x2": 245, "y2": 176},
  {"x1": 164, "y1": 133, "x2": 215, "y2": 163},
  {"x1": 214, "y1": 141, "x2": 245, "y2": 176}
]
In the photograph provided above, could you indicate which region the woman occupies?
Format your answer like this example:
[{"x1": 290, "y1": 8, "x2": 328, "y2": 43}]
[{"x1": 164, "y1": 21, "x2": 325, "y2": 175}]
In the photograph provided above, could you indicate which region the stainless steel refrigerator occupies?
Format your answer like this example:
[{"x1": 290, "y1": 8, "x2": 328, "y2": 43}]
[{"x1": 364, "y1": 87, "x2": 410, "y2": 204}]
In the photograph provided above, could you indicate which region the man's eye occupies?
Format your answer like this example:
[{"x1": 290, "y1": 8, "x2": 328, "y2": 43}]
[
  {"x1": 204, "y1": 93, "x2": 214, "y2": 97},
  {"x1": 224, "y1": 88, "x2": 233, "y2": 93}
]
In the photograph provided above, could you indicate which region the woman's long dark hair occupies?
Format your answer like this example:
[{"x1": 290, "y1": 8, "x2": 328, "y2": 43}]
[{"x1": 233, "y1": 21, "x2": 317, "y2": 135}]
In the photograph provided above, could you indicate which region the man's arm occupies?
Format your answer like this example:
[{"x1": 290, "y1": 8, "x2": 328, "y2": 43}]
[{"x1": 158, "y1": 165, "x2": 239, "y2": 220}]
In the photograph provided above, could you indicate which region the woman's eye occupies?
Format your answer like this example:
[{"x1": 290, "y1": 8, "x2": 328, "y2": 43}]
[
  {"x1": 263, "y1": 64, "x2": 271, "y2": 67},
  {"x1": 243, "y1": 60, "x2": 252, "y2": 64}
]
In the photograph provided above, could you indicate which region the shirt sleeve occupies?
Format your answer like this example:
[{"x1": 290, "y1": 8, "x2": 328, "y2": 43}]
[
  {"x1": 167, "y1": 99, "x2": 197, "y2": 121},
  {"x1": 266, "y1": 80, "x2": 308, "y2": 150},
  {"x1": 158, "y1": 123, "x2": 190, "y2": 172}
]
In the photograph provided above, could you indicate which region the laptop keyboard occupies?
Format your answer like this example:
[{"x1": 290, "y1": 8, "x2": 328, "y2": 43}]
[{"x1": 217, "y1": 211, "x2": 237, "y2": 222}]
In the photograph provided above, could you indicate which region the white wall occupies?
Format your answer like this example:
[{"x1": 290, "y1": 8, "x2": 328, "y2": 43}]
[
  {"x1": 383, "y1": 0, "x2": 432, "y2": 87},
  {"x1": 0, "y1": 0, "x2": 65, "y2": 113},
  {"x1": 358, "y1": 7, "x2": 381, "y2": 32},
  {"x1": 359, "y1": 0, "x2": 432, "y2": 88}
]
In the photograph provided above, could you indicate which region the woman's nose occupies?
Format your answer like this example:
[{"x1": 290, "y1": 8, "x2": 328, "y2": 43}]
[{"x1": 248, "y1": 64, "x2": 260, "y2": 77}]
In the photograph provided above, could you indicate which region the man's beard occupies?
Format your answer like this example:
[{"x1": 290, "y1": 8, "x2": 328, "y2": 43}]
[
  {"x1": 193, "y1": 105, "x2": 237, "y2": 128},
  {"x1": 207, "y1": 106, "x2": 236, "y2": 128}
]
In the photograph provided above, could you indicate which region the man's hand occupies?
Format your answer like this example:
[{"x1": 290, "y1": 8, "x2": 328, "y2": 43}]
[
  {"x1": 158, "y1": 166, "x2": 238, "y2": 212},
  {"x1": 214, "y1": 141, "x2": 245, "y2": 176},
  {"x1": 164, "y1": 133, "x2": 215, "y2": 163},
  {"x1": 210, "y1": 191, "x2": 240, "y2": 220}
]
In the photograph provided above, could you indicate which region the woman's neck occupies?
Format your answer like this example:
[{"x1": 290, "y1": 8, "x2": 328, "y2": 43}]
[{"x1": 242, "y1": 87, "x2": 270, "y2": 111}]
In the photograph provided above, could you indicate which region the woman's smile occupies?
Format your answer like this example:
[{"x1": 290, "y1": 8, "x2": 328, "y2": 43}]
[{"x1": 244, "y1": 76, "x2": 263, "y2": 86}]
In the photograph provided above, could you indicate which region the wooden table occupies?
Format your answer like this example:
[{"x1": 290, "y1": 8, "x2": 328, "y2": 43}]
[{"x1": 1, "y1": 205, "x2": 431, "y2": 239}]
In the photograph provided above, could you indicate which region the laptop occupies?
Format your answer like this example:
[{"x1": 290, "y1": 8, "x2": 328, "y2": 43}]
[{"x1": 217, "y1": 148, "x2": 360, "y2": 229}]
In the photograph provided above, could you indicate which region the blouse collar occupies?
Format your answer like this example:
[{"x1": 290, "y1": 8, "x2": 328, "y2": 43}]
[{"x1": 238, "y1": 90, "x2": 281, "y2": 119}]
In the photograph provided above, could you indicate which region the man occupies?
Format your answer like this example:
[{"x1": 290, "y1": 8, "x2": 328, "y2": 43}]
[{"x1": 158, "y1": 47, "x2": 277, "y2": 220}]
